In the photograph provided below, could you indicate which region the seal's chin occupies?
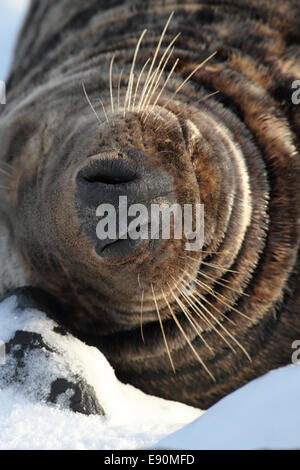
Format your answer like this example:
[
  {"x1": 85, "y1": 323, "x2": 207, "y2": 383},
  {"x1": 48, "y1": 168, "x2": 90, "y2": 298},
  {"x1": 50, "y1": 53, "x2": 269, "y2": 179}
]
[{"x1": 89, "y1": 240, "x2": 202, "y2": 329}]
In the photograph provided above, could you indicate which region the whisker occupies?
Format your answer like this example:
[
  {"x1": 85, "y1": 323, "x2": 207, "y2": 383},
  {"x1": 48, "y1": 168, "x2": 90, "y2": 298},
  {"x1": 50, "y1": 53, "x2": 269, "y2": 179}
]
[
  {"x1": 173, "y1": 276, "x2": 238, "y2": 355},
  {"x1": 184, "y1": 291, "x2": 237, "y2": 354},
  {"x1": 138, "y1": 11, "x2": 174, "y2": 111},
  {"x1": 154, "y1": 86, "x2": 218, "y2": 131},
  {"x1": 183, "y1": 254, "x2": 242, "y2": 274},
  {"x1": 117, "y1": 68, "x2": 124, "y2": 113},
  {"x1": 140, "y1": 288, "x2": 145, "y2": 343},
  {"x1": 194, "y1": 289, "x2": 237, "y2": 326},
  {"x1": 200, "y1": 262, "x2": 241, "y2": 275},
  {"x1": 195, "y1": 248, "x2": 227, "y2": 255},
  {"x1": 180, "y1": 254, "x2": 250, "y2": 298},
  {"x1": 137, "y1": 272, "x2": 142, "y2": 289},
  {"x1": 1, "y1": 162, "x2": 14, "y2": 170},
  {"x1": 197, "y1": 269, "x2": 250, "y2": 297},
  {"x1": 0, "y1": 168, "x2": 11, "y2": 177},
  {"x1": 151, "y1": 283, "x2": 176, "y2": 373},
  {"x1": 137, "y1": 273, "x2": 145, "y2": 343},
  {"x1": 164, "y1": 51, "x2": 217, "y2": 107},
  {"x1": 123, "y1": 73, "x2": 133, "y2": 117},
  {"x1": 147, "y1": 57, "x2": 179, "y2": 117},
  {"x1": 99, "y1": 98, "x2": 109, "y2": 124},
  {"x1": 179, "y1": 267, "x2": 237, "y2": 326},
  {"x1": 109, "y1": 54, "x2": 115, "y2": 116},
  {"x1": 141, "y1": 45, "x2": 176, "y2": 119},
  {"x1": 132, "y1": 58, "x2": 150, "y2": 110},
  {"x1": 195, "y1": 90, "x2": 219, "y2": 102},
  {"x1": 176, "y1": 271, "x2": 250, "y2": 359},
  {"x1": 137, "y1": 71, "x2": 156, "y2": 112},
  {"x1": 141, "y1": 32, "x2": 181, "y2": 114},
  {"x1": 167, "y1": 282, "x2": 213, "y2": 353},
  {"x1": 158, "y1": 90, "x2": 220, "y2": 124},
  {"x1": 154, "y1": 89, "x2": 219, "y2": 132},
  {"x1": 127, "y1": 72, "x2": 135, "y2": 113},
  {"x1": 162, "y1": 288, "x2": 215, "y2": 381},
  {"x1": 127, "y1": 28, "x2": 147, "y2": 113},
  {"x1": 82, "y1": 81, "x2": 103, "y2": 126},
  {"x1": 192, "y1": 276, "x2": 252, "y2": 321},
  {"x1": 191, "y1": 290, "x2": 251, "y2": 361},
  {"x1": 180, "y1": 256, "x2": 249, "y2": 297}
]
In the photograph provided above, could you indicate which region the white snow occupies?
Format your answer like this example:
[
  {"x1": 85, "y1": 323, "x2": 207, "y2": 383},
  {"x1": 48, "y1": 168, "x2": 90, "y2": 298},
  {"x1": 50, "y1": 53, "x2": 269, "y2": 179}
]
[
  {"x1": 0, "y1": 296, "x2": 201, "y2": 450},
  {"x1": 1, "y1": 295, "x2": 300, "y2": 450},
  {"x1": 156, "y1": 363, "x2": 300, "y2": 450},
  {"x1": 2, "y1": 0, "x2": 29, "y2": 14}
]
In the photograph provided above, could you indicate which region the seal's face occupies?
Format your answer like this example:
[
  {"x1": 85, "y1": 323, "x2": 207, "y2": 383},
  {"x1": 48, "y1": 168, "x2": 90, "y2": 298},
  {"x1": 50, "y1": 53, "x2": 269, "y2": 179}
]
[
  {"x1": 12, "y1": 104, "x2": 204, "y2": 334},
  {"x1": 9, "y1": 86, "x2": 256, "y2": 349}
]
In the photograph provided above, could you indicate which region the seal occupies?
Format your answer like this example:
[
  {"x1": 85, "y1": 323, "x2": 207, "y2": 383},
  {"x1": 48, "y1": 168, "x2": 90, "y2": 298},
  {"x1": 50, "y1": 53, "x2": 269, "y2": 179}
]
[{"x1": 0, "y1": 0, "x2": 299, "y2": 408}]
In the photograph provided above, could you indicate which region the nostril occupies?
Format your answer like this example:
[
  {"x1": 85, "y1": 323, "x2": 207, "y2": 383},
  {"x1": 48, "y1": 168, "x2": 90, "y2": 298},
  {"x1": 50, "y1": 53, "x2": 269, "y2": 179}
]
[
  {"x1": 77, "y1": 158, "x2": 139, "y2": 185},
  {"x1": 83, "y1": 173, "x2": 133, "y2": 185}
]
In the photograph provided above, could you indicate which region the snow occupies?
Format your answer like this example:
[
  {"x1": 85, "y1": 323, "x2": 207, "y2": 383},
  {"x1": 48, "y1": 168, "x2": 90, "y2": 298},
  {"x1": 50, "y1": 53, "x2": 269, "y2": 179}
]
[
  {"x1": 0, "y1": 2, "x2": 29, "y2": 80},
  {"x1": 157, "y1": 364, "x2": 300, "y2": 450},
  {"x1": 1, "y1": 294, "x2": 300, "y2": 450},
  {"x1": 2, "y1": 0, "x2": 30, "y2": 14},
  {"x1": 0, "y1": 296, "x2": 201, "y2": 450}
]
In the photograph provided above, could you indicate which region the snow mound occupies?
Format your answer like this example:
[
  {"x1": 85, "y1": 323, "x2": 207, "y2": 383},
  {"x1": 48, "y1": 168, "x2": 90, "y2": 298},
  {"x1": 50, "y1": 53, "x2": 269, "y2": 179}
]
[
  {"x1": 0, "y1": 295, "x2": 201, "y2": 450},
  {"x1": 156, "y1": 363, "x2": 300, "y2": 450},
  {"x1": 1, "y1": 293, "x2": 299, "y2": 450}
]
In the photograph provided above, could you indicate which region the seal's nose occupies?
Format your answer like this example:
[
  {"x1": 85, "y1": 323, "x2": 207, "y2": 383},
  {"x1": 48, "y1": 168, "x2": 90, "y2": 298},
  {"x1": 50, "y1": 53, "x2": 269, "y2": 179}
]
[
  {"x1": 76, "y1": 151, "x2": 174, "y2": 259},
  {"x1": 77, "y1": 156, "x2": 138, "y2": 186}
]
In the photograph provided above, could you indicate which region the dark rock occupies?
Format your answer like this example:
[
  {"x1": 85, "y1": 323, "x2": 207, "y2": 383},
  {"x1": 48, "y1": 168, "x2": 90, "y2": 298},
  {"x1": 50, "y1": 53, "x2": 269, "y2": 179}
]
[{"x1": 48, "y1": 378, "x2": 105, "y2": 416}]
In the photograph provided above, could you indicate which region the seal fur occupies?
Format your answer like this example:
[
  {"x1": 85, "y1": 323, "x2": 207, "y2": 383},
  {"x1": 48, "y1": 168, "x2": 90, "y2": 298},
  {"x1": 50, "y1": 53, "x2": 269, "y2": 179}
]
[{"x1": 0, "y1": 0, "x2": 299, "y2": 408}]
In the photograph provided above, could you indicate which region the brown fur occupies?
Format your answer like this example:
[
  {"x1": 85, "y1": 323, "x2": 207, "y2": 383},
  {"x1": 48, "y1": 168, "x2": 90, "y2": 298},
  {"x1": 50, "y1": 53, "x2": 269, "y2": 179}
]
[{"x1": 0, "y1": 0, "x2": 299, "y2": 408}]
